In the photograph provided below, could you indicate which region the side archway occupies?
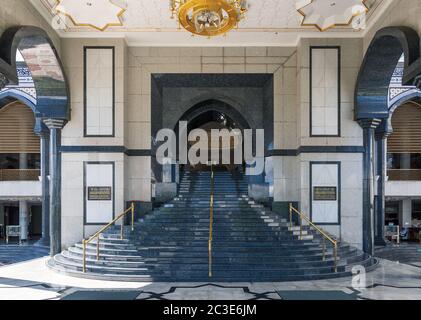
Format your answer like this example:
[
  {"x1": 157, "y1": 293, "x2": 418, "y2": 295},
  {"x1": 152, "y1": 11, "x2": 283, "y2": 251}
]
[
  {"x1": 0, "y1": 26, "x2": 71, "y2": 255},
  {"x1": 0, "y1": 26, "x2": 70, "y2": 120},
  {"x1": 355, "y1": 26, "x2": 421, "y2": 120},
  {"x1": 355, "y1": 26, "x2": 421, "y2": 255}
]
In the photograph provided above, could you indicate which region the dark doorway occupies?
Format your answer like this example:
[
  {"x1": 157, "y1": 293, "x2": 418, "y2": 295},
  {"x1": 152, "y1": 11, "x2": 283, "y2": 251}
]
[
  {"x1": 182, "y1": 109, "x2": 246, "y2": 173},
  {"x1": 0, "y1": 202, "x2": 42, "y2": 243}
]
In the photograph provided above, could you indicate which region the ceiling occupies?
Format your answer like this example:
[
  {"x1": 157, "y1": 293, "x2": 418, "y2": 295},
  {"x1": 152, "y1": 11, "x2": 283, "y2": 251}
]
[{"x1": 31, "y1": 0, "x2": 390, "y2": 46}]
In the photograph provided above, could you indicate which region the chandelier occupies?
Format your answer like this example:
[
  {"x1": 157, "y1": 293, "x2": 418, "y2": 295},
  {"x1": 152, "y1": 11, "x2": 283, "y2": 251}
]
[{"x1": 169, "y1": 0, "x2": 248, "y2": 37}]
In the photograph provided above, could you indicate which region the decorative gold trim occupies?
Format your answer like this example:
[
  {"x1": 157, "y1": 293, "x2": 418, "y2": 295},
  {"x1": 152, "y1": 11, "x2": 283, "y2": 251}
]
[
  {"x1": 40, "y1": 0, "x2": 383, "y2": 34},
  {"x1": 297, "y1": 0, "x2": 369, "y2": 32},
  {"x1": 173, "y1": 0, "x2": 246, "y2": 37},
  {"x1": 54, "y1": 0, "x2": 126, "y2": 31}
]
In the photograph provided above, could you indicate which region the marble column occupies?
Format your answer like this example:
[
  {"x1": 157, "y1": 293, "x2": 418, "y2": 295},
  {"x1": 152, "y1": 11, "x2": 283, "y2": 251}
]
[
  {"x1": 19, "y1": 201, "x2": 29, "y2": 241},
  {"x1": 402, "y1": 198, "x2": 412, "y2": 228},
  {"x1": 34, "y1": 124, "x2": 50, "y2": 247},
  {"x1": 0, "y1": 205, "x2": 4, "y2": 238},
  {"x1": 19, "y1": 153, "x2": 29, "y2": 241},
  {"x1": 43, "y1": 118, "x2": 66, "y2": 256},
  {"x1": 374, "y1": 137, "x2": 386, "y2": 245},
  {"x1": 358, "y1": 119, "x2": 381, "y2": 256},
  {"x1": 374, "y1": 130, "x2": 392, "y2": 245}
]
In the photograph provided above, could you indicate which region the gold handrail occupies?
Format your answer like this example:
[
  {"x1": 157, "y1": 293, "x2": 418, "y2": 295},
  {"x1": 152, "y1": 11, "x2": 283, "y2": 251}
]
[
  {"x1": 289, "y1": 203, "x2": 339, "y2": 272},
  {"x1": 208, "y1": 164, "x2": 214, "y2": 277},
  {"x1": 82, "y1": 203, "x2": 135, "y2": 273}
]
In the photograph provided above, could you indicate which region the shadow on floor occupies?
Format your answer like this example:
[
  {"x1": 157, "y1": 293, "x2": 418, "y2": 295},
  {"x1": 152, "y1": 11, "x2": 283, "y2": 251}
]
[
  {"x1": 0, "y1": 244, "x2": 49, "y2": 265},
  {"x1": 375, "y1": 243, "x2": 421, "y2": 268}
]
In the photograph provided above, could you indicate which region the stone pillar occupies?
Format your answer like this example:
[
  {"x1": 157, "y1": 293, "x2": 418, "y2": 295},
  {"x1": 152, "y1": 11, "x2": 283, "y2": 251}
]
[
  {"x1": 358, "y1": 119, "x2": 381, "y2": 256},
  {"x1": 19, "y1": 153, "x2": 28, "y2": 170},
  {"x1": 374, "y1": 129, "x2": 391, "y2": 246},
  {"x1": 402, "y1": 198, "x2": 412, "y2": 228},
  {"x1": 401, "y1": 154, "x2": 411, "y2": 169},
  {"x1": 44, "y1": 119, "x2": 66, "y2": 256},
  {"x1": 19, "y1": 153, "x2": 29, "y2": 241},
  {"x1": 19, "y1": 201, "x2": 29, "y2": 241},
  {"x1": 34, "y1": 124, "x2": 50, "y2": 247},
  {"x1": 0, "y1": 205, "x2": 4, "y2": 227}
]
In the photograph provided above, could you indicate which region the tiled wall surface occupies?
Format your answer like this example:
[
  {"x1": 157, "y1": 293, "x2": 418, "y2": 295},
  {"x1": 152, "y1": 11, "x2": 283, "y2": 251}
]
[
  {"x1": 299, "y1": 153, "x2": 363, "y2": 247},
  {"x1": 84, "y1": 162, "x2": 114, "y2": 224},
  {"x1": 126, "y1": 46, "x2": 298, "y2": 208},
  {"x1": 3, "y1": 0, "x2": 421, "y2": 253},
  {"x1": 294, "y1": 37, "x2": 365, "y2": 248},
  {"x1": 61, "y1": 153, "x2": 124, "y2": 248},
  {"x1": 310, "y1": 47, "x2": 340, "y2": 136},
  {"x1": 85, "y1": 48, "x2": 114, "y2": 136},
  {"x1": 59, "y1": 41, "x2": 367, "y2": 248},
  {"x1": 310, "y1": 162, "x2": 340, "y2": 224},
  {"x1": 61, "y1": 38, "x2": 126, "y2": 147}
]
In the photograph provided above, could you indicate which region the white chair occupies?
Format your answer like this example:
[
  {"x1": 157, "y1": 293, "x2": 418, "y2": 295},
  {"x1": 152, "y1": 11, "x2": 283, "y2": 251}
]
[
  {"x1": 385, "y1": 225, "x2": 400, "y2": 244},
  {"x1": 6, "y1": 225, "x2": 21, "y2": 245}
]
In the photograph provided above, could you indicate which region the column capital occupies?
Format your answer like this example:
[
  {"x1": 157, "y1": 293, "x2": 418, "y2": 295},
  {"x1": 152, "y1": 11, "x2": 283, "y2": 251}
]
[
  {"x1": 375, "y1": 130, "x2": 392, "y2": 140},
  {"x1": 43, "y1": 118, "x2": 66, "y2": 130},
  {"x1": 34, "y1": 118, "x2": 50, "y2": 138},
  {"x1": 357, "y1": 118, "x2": 382, "y2": 130},
  {"x1": 375, "y1": 118, "x2": 393, "y2": 140}
]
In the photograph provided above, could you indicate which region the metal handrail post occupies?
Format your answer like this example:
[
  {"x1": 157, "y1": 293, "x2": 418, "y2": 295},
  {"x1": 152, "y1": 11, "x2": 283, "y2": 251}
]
[
  {"x1": 289, "y1": 204, "x2": 339, "y2": 273},
  {"x1": 131, "y1": 202, "x2": 135, "y2": 232},
  {"x1": 81, "y1": 203, "x2": 135, "y2": 273}
]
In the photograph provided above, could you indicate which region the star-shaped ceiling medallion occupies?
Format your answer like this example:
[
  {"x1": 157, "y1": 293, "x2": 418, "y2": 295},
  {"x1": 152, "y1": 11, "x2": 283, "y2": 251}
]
[
  {"x1": 297, "y1": 0, "x2": 368, "y2": 31},
  {"x1": 54, "y1": 0, "x2": 126, "y2": 31}
]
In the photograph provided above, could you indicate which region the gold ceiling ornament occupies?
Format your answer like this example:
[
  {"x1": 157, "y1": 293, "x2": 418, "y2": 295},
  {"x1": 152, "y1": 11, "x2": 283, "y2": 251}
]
[
  {"x1": 54, "y1": 0, "x2": 126, "y2": 31},
  {"x1": 169, "y1": 0, "x2": 248, "y2": 37},
  {"x1": 297, "y1": 0, "x2": 368, "y2": 32}
]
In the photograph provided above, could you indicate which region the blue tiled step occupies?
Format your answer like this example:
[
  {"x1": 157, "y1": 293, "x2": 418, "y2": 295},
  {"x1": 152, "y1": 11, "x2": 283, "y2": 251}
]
[{"x1": 49, "y1": 169, "x2": 378, "y2": 281}]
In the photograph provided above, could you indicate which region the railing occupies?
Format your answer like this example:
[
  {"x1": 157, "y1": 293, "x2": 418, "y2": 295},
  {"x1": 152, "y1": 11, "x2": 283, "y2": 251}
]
[
  {"x1": 208, "y1": 165, "x2": 214, "y2": 277},
  {"x1": 0, "y1": 169, "x2": 40, "y2": 181},
  {"x1": 82, "y1": 203, "x2": 135, "y2": 273},
  {"x1": 289, "y1": 204, "x2": 339, "y2": 272},
  {"x1": 387, "y1": 169, "x2": 421, "y2": 181}
]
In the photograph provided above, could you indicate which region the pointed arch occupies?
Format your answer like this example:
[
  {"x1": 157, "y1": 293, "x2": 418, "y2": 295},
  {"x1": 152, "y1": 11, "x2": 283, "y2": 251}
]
[
  {"x1": 355, "y1": 26, "x2": 421, "y2": 120},
  {"x1": 0, "y1": 26, "x2": 70, "y2": 120}
]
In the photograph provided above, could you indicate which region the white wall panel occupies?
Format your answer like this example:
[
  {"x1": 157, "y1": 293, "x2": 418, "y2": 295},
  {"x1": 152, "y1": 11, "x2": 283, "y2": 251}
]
[
  {"x1": 85, "y1": 47, "x2": 114, "y2": 136},
  {"x1": 85, "y1": 162, "x2": 114, "y2": 224},
  {"x1": 310, "y1": 47, "x2": 340, "y2": 136},
  {"x1": 310, "y1": 162, "x2": 340, "y2": 224}
]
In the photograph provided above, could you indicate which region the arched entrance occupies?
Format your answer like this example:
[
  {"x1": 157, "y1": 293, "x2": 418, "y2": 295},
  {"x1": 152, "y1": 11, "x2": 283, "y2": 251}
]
[
  {"x1": 0, "y1": 26, "x2": 70, "y2": 255},
  {"x1": 153, "y1": 99, "x2": 258, "y2": 202},
  {"x1": 176, "y1": 99, "x2": 251, "y2": 173}
]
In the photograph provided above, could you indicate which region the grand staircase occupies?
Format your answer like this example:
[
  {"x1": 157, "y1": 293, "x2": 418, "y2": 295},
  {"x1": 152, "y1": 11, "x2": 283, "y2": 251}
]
[{"x1": 48, "y1": 169, "x2": 377, "y2": 281}]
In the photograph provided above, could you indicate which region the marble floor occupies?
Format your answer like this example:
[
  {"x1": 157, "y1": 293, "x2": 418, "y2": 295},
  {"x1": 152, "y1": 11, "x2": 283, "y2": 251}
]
[
  {"x1": 375, "y1": 243, "x2": 421, "y2": 268},
  {"x1": 0, "y1": 257, "x2": 420, "y2": 300}
]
